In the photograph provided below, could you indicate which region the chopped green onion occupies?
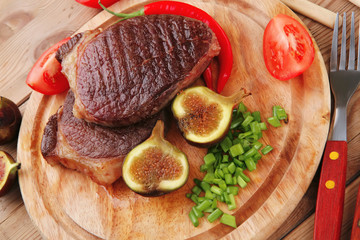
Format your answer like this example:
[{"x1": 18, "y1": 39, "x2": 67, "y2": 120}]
[
  {"x1": 276, "y1": 108, "x2": 288, "y2": 120},
  {"x1": 239, "y1": 171, "x2": 250, "y2": 183},
  {"x1": 204, "y1": 208, "x2": 215, "y2": 213},
  {"x1": 252, "y1": 111, "x2": 261, "y2": 122},
  {"x1": 207, "y1": 208, "x2": 223, "y2": 223},
  {"x1": 224, "y1": 173, "x2": 233, "y2": 185},
  {"x1": 220, "y1": 213, "x2": 237, "y2": 228},
  {"x1": 194, "y1": 178, "x2": 202, "y2": 187},
  {"x1": 216, "y1": 169, "x2": 225, "y2": 179},
  {"x1": 238, "y1": 131, "x2": 252, "y2": 139},
  {"x1": 223, "y1": 192, "x2": 230, "y2": 204},
  {"x1": 220, "y1": 137, "x2": 232, "y2": 153},
  {"x1": 227, "y1": 130, "x2": 233, "y2": 140},
  {"x1": 245, "y1": 158, "x2": 256, "y2": 171},
  {"x1": 267, "y1": 116, "x2": 281, "y2": 127},
  {"x1": 192, "y1": 206, "x2": 204, "y2": 218},
  {"x1": 238, "y1": 102, "x2": 247, "y2": 112},
  {"x1": 212, "y1": 178, "x2": 222, "y2": 185},
  {"x1": 228, "y1": 194, "x2": 236, "y2": 210},
  {"x1": 261, "y1": 145, "x2": 273, "y2": 155},
  {"x1": 202, "y1": 173, "x2": 215, "y2": 183},
  {"x1": 200, "y1": 164, "x2": 208, "y2": 172},
  {"x1": 230, "y1": 117, "x2": 243, "y2": 129},
  {"x1": 253, "y1": 152, "x2": 262, "y2": 162},
  {"x1": 228, "y1": 162, "x2": 236, "y2": 174},
  {"x1": 232, "y1": 138, "x2": 241, "y2": 145},
  {"x1": 241, "y1": 115, "x2": 254, "y2": 127},
  {"x1": 272, "y1": 105, "x2": 282, "y2": 118},
  {"x1": 187, "y1": 103, "x2": 285, "y2": 228},
  {"x1": 204, "y1": 153, "x2": 216, "y2": 166},
  {"x1": 210, "y1": 185, "x2": 223, "y2": 195},
  {"x1": 227, "y1": 186, "x2": 239, "y2": 196},
  {"x1": 250, "y1": 121, "x2": 261, "y2": 134},
  {"x1": 222, "y1": 155, "x2": 229, "y2": 163},
  {"x1": 230, "y1": 143, "x2": 244, "y2": 157},
  {"x1": 211, "y1": 198, "x2": 217, "y2": 209},
  {"x1": 222, "y1": 166, "x2": 230, "y2": 174},
  {"x1": 189, "y1": 209, "x2": 199, "y2": 227},
  {"x1": 218, "y1": 180, "x2": 227, "y2": 191},
  {"x1": 244, "y1": 147, "x2": 257, "y2": 159},
  {"x1": 253, "y1": 141, "x2": 263, "y2": 150},
  {"x1": 200, "y1": 181, "x2": 211, "y2": 192},
  {"x1": 196, "y1": 199, "x2": 212, "y2": 212},
  {"x1": 192, "y1": 186, "x2": 202, "y2": 196},
  {"x1": 205, "y1": 190, "x2": 215, "y2": 199},
  {"x1": 190, "y1": 194, "x2": 199, "y2": 204},
  {"x1": 259, "y1": 122, "x2": 267, "y2": 130},
  {"x1": 233, "y1": 158, "x2": 243, "y2": 167},
  {"x1": 237, "y1": 175, "x2": 247, "y2": 188}
]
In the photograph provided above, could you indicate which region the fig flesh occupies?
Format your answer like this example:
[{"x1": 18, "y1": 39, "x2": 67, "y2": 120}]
[
  {"x1": 122, "y1": 120, "x2": 189, "y2": 196},
  {"x1": 172, "y1": 86, "x2": 248, "y2": 147},
  {"x1": 0, "y1": 97, "x2": 22, "y2": 145},
  {"x1": 0, "y1": 151, "x2": 20, "y2": 196}
]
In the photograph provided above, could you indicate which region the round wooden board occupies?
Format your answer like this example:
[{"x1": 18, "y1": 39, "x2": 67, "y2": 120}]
[{"x1": 17, "y1": 0, "x2": 331, "y2": 239}]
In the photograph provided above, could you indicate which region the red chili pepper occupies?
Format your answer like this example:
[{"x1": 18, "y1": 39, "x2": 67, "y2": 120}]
[{"x1": 99, "y1": 0, "x2": 233, "y2": 93}]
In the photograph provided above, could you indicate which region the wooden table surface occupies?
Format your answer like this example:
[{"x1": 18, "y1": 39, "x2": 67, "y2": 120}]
[{"x1": 0, "y1": 0, "x2": 359, "y2": 239}]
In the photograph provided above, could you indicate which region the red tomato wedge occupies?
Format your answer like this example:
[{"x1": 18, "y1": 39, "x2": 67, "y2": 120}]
[
  {"x1": 75, "y1": 0, "x2": 118, "y2": 9},
  {"x1": 26, "y1": 38, "x2": 70, "y2": 95},
  {"x1": 263, "y1": 14, "x2": 315, "y2": 81}
]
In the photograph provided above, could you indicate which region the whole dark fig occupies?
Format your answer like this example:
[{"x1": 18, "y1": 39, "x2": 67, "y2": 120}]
[{"x1": 0, "y1": 97, "x2": 22, "y2": 145}]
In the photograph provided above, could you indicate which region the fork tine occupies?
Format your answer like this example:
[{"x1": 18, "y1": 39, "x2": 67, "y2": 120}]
[
  {"x1": 339, "y1": 13, "x2": 347, "y2": 70},
  {"x1": 348, "y1": 12, "x2": 355, "y2": 70},
  {"x1": 330, "y1": 13, "x2": 339, "y2": 71}
]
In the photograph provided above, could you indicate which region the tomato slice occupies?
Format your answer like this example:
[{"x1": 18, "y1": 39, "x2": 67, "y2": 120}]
[
  {"x1": 26, "y1": 38, "x2": 70, "y2": 95},
  {"x1": 263, "y1": 14, "x2": 315, "y2": 81},
  {"x1": 75, "y1": 0, "x2": 118, "y2": 9}
]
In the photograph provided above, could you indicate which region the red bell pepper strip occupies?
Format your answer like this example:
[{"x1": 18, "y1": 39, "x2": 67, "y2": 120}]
[
  {"x1": 202, "y1": 65, "x2": 213, "y2": 91},
  {"x1": 99, "y1": 0, "x2": 233, "y2": 93}
]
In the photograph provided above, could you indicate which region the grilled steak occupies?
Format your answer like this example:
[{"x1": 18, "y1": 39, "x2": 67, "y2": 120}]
[
  {"x1": 41, "y1": 91, "x2": 164, "y2": 185},
  {"x1": 58, "y1": 14, "x2": 220, "y2": 127}
]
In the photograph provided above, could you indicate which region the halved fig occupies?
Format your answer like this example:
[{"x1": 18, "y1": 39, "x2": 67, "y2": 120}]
[
  {"x1": 172, "y1": 86, "x2": 248, "y2": 147},
  {"x1": 0, "y1": 96, "x2": 22, "y2": 145},
  {"x1": 122, "y1": 120, "x2": 189, "y2": 196},
  {"x1": 0, "y1": 151, "x2": 20, "y2": 196}
]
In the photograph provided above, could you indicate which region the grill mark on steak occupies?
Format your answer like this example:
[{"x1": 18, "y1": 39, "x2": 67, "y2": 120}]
[
  {"x1": 41, "y1": 91, "x2": 165, "y2": 185},
  {"x1": 55, "y1": 33, "x2": 83, "y2": 63},
  {"x1": 60, "y1": 15, "x2": 220, "y2": 127}
]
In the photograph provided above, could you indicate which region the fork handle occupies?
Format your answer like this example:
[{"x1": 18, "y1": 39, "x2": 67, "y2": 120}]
[{"x1": 314, "y1": 141, "x2": 347, "y2": 240}]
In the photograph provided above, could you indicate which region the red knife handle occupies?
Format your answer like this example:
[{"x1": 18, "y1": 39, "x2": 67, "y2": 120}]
[
  {"x1": 314, "y1": 140, "x2": 347, "y2": 240},
  {"x1": 351, "y1": 184, "x2": 360, "y2": 240}
]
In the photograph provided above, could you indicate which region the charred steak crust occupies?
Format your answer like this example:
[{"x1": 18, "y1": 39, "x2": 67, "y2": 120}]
[
  {"x1": 63, "y1": 14, "x2": 220, "y2": 127},
  {"x1": 55, "y1": 33, "x2": 83, "y2": 63},
  {"x1": 40, "y1": 91, "x2": 164, "y2": 185},
  {"x1": 41, "y1": 114, "x2": 58, "y2": 160}
]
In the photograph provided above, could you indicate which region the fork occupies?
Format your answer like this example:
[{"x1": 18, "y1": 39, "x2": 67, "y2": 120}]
[{"x1": 314, "y1": 12, "x2": 360, "y2": 239}]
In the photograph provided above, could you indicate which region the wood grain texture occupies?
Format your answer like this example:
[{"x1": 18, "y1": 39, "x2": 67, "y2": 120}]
[
  {"x1": 351, "y1": 184, "x2": 360, "y2": 239},
  {"x1": 16, "y1": 0, "x2": 330, "y2": 239}
]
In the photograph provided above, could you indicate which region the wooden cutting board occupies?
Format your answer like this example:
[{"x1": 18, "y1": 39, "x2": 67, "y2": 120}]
[{"x1": 17, "y1": 0, "x2": 331, "y2": 239}]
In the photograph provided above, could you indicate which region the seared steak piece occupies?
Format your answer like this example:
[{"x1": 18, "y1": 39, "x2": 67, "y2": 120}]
[
  {"x1": 41, "y1": 91, "x2": 163, "y2": 185},
  {"x1": 59, "y1": 14, "x2": 220, "y2": 127}
]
